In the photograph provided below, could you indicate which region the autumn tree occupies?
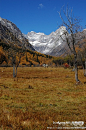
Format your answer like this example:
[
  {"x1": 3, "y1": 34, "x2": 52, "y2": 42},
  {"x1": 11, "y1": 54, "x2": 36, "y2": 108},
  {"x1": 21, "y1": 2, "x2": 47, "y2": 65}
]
[
  {"x1": 58, "y1": 6, "x2": 83, "y2": 83},
  {"x1": 53, "y1": 57, "x2": 64, "y2": 66},
  {"x1": 0, "y1": 46, "x2": 7, "y2": 64},
  {"x1": 64, "y1": 54, "x2": 74, "y2": 67}
]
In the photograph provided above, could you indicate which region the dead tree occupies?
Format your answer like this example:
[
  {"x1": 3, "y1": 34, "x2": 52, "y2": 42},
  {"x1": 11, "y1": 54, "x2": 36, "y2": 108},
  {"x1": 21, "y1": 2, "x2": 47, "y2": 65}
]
[
  {"x1": 0, "y1": 22, "x2": 26, "y2": 78},
  {"x1": 82, "y1": 47, "x2": 86, "y2": 76},
  {"x1": 8, "y1": 47, "x2": 24, "y2": 78},
  {"x1": 58, "y1": 6, "x2": 83, "y2": 83},
  {"x1": 77, "y1": 48, "x2": 86, "y2": 76}
]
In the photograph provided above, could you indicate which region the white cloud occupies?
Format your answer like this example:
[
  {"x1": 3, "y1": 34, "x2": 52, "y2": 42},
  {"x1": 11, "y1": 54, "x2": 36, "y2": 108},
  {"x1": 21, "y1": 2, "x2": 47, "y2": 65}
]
[{"x1": 38, "y1": 3, "x2": 44, "y2": 9}]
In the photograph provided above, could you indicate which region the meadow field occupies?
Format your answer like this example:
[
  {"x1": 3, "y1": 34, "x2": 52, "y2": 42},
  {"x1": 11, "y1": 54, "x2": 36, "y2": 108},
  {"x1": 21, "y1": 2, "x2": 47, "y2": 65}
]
[{"x1": 0, "y1": 66, "x2": 86, "y2": 130}]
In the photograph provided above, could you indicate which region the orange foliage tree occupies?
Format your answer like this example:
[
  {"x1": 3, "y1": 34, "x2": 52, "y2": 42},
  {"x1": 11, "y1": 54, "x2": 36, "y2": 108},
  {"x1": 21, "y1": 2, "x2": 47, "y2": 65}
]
[{"x1": 0, "y1": 47, "x2": 7, "y2": 64}]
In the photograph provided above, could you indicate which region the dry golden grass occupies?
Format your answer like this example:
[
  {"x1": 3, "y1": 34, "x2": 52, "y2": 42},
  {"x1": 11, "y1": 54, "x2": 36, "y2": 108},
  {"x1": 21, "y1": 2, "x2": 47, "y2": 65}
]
[{"x1": 0, "y1": 67, "x2": 86, "y2": 129}]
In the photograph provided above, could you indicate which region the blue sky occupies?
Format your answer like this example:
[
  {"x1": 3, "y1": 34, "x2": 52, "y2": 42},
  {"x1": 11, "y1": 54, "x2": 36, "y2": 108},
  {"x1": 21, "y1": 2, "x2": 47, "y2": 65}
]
[{"x1": 0, "y1": 0, "x2": 86, "y2": 35}]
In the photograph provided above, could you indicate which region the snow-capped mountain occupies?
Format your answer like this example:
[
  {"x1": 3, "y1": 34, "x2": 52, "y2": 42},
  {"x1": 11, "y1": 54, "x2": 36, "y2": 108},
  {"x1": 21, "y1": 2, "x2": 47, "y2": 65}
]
[{"x1": 25, "y1": 26, "x2": 67, "y2": 56}]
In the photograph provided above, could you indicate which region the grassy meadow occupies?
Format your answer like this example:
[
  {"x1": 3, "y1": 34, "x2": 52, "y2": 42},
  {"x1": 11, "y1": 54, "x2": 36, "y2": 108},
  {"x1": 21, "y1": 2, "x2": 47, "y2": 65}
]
[{"x1": 0, "y1": 66, "x2": 86, "y2": 129}]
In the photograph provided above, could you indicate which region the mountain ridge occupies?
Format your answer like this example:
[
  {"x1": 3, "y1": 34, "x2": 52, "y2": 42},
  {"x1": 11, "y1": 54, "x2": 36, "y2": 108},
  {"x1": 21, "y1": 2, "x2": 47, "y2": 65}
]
[
  {"x1": 25, "y1": 26, "x2": 67, "y2": 56},
  {"x1": 25, "y1": 26, "x2": 86, "y2": 56}
]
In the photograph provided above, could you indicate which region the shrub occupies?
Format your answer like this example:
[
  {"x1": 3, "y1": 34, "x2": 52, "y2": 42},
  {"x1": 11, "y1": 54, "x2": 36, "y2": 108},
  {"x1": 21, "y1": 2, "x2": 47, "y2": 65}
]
[{"x1": 63, "y1": 63, "x2": 69, "y2": 68}]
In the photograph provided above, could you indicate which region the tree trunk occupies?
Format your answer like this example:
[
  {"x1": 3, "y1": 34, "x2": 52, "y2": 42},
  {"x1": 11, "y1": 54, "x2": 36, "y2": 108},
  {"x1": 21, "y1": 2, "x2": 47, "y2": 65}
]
[
  {"x1": 80, "y1": 55, "x2": 86, "y2": 76},
  {"x1": 84, "y1": 60, "x2": 86, "y2": 76},
  {"x1": 75, "y1": 63, "x2": 79, "y2": 82},
  {"x1": 82, "y1": 64, "x2": 85, "y2": 75},
  {"x1": 74, "y1": 55, "x2": 80, "y2": 82},
  {"x1": 16, "y1": 66, "x2": 17, "y2": 77},
  {"x1": 13, "y1": 64, "x2": 16, "y2": 78}
]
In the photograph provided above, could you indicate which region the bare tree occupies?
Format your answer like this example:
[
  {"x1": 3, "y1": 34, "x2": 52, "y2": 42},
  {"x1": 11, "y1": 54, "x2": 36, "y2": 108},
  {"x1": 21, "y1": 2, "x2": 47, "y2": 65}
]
[
  {"x1": 8, "y1": 46, "x2": 24, "y2": 78},
  {"x1": 0, "y1": 21, "x2": 26, "y2": 78},
  {"x1": 82, "y1": 46, "x2": 86, "y2": 76},
  {"x1": 58, "y1": 6, "x2": 83, "y2": 83},
  {"x1": 77, "y1": 47, "x2": 86, "y2": 76}
]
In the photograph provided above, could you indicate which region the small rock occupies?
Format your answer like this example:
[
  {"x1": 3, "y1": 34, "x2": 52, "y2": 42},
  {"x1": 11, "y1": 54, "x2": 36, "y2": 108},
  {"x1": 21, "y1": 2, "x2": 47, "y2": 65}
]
[
  {"x1": 3, "y1": 85, "x2": 8, "y2": 89},
  {"x1": 28, "y1": 85, "x2": 33, "y2": 89},
  {"x1": 65, "y1": 75, "x2": 70, "y2": 78}
]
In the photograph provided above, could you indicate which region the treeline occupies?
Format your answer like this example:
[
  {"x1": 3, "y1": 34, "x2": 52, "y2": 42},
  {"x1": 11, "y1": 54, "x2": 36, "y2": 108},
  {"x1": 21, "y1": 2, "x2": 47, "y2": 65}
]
[
  {"x1": 53, "y1": 50, "x2": 86, "y2": 67},
  {"x1": 0, "y1": 40, "x2": 86, "y2": 68},
  {"x1": 0, "y1": 40, "x2": 53, "y2": 67},
  {"x1": 0, "y1": 38, "x2": 86, "y2": 68}
]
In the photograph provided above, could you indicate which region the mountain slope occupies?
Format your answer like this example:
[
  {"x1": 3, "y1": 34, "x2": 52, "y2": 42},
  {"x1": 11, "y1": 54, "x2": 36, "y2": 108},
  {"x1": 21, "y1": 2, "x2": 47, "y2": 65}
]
[{"x1": 0, "y1": 17, "x2": 35, "y2": 51}]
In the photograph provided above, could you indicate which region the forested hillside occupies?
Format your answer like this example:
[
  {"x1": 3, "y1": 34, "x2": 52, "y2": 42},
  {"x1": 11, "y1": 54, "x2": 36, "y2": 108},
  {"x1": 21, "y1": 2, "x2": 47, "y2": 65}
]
[{"x1": 0, "y1": 39, "x2": 54, "y2": 67}]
